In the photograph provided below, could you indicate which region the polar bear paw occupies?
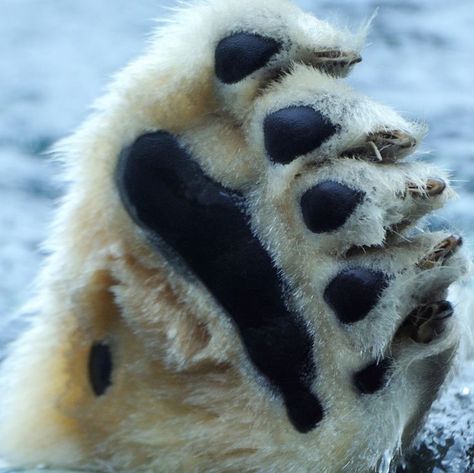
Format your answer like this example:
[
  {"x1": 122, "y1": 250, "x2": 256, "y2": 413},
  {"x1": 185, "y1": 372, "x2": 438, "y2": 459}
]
[{"x1": 0, "y1": 1, "x2": 470, "y2": 472}]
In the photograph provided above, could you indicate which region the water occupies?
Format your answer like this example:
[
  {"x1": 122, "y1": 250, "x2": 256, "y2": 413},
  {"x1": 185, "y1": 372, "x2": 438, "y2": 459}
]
[{"x1": 1, "y1": 0, "x2": 473, "y2": 471}]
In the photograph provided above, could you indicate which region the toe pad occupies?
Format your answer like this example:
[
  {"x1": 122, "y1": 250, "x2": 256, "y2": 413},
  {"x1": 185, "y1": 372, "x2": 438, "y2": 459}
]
[
  {"x1": 353, "y1": 358, "x2": 391, "y2": 394},
  {"x1": 264, "y1": 106, "x2": 339, "y2": 164},
  {"x1": 215, "y1": 32, "x2": 281, "y2": 84},
  {"x1": 89, "y1": 342, "x2": 113, "y2": 397},
  {"x1": 324, "y1": 269, "x2": 388, "y2": 324},
  {"x1": 301, "y1": 181, "x2": 365, "y2": 234}
]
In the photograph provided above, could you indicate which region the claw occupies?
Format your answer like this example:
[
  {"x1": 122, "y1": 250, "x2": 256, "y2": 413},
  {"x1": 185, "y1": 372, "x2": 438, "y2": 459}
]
[
  {"x1": 341, "y1": 130, "x2": 417, "y2": 163},
  {"x1": 418, "y1": 235, "x2": 463, "y2": 269},
  {"x1": 304, "y1": 50, "x2": 362, "y2": 77},
  {"x1": 403, "y1": 301, "x2": 454, "y2": 343},
  {"x1": 312, "y1": 49, "x2": 362, "y2": 64},
  {"x1": 260, "y1": 49, "x2": 361, "y2": 89},
  {"x1": 407, "y1": 178, "x2": 447, "y2": 198}
]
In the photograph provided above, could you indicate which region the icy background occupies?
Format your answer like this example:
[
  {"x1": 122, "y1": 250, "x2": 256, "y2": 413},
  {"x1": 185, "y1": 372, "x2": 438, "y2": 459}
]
[{"x1": 0, "y1": 0, "x2": 473, "y2": 472}]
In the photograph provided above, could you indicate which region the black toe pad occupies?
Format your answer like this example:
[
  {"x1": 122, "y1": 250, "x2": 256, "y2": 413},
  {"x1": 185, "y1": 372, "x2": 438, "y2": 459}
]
[
  {"x1": 301, "y1": 181, "x2": 365, "y2": 234},
  {"x1": 324, "y1": 268, "x2": 389, "y2": 324},
  {"x1": 116, "y1": 131, "x2": 323, "y2": 432},
  {"x1": 215, "y1": 32, "x2": 281, "y2": 84},
  {"x1": 354, "y1": 358, "x2": 392, "y2": 394},
  {"x1": 89, "y1": 342, "x2": 113, "y2": 397},
  {"x1": 264, "y1": 106, "x2": 339, "y2": 164}
]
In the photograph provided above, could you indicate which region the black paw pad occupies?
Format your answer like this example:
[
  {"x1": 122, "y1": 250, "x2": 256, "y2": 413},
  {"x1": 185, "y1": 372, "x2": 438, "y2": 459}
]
[
  {"x1": 89, "y1": 342, "x2": 113, "y2": 397},
  {"x1": 353, "y1": 358, "x2": 392, "y2": 394},
  {"x1": 301, "y1": 181, "x2": 365, "y2": 234},
  {"x1": 324, "y1": 269, "x2": 389, "y2": 324},
  {"x1": 264, "y1": 106, "x2": 338, "y2": 165},
  {"x1": 284, "y1": 390, "x2": 325, "y2": 434},
  {"x1": 245, "y1": 317, "x2": 324, "y2": 433},
  {"x1": 215, "y1": 32, "x2": 281, "y2": 84},
  {"x1": 116, "y1": 131, "x2": 323, "y2": 432}
]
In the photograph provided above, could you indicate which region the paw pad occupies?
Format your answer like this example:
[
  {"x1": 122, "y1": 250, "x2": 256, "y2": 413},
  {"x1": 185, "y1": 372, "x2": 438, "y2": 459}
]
[
  {"x1": 324, "y1": 269, "x2": 389, "y2": 324},
  {"x1": 88, "y1": 342, "x2": 113, "y2": 397},
  {"x1": 215, "y1": 32, "x2": 281, "y2": 84},
  {"x1": 353, "y1": 358, "x2": 392, "y2": 395},
  {"x1": 117, "y1": 131, "x2": 324, "y2": 433},
  {"x1": 301, "y1": 181, "x2": 365, "y2": 234},
  {"x1": 264, "y1": 106, "x2": 338, "y2": 164}
]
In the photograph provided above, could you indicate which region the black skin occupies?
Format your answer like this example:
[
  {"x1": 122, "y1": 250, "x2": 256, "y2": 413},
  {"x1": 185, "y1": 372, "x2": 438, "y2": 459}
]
[
  {"x1": 353, "y1": 358, "x2": 392, "y2": 395},
  {"x1": 264, "y1": 106, "x2": 339, "y2": 164},
  {"x1": 324, "y1": 269, "x2": 389, "y2": 324},
  {"x1": 89, "y1": 342, "x2": 113, "y2": 397},
  {"x1": 301, "y1": 181, "x2": 365, "y2": 234},
  {"x1": 215, "y1": 32, "x2": 281, "y2": 84}
]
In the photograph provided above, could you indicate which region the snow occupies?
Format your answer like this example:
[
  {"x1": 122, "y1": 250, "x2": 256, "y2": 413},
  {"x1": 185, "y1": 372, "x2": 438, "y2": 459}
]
[{"x1": 0, "y1": 0, "x2": 473, "y2": 471}]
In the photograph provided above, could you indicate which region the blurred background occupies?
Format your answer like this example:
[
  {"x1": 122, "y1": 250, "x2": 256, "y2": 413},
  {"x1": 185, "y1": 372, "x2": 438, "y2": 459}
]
[{"x1": 0, "y1": 0, "x2": 473, "y2": 472}]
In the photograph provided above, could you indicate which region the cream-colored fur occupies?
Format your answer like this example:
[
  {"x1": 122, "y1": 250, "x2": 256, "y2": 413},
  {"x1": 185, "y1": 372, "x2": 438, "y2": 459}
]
[{"x1": 0, "y1": 1, "x2": 470, "y2": 472}]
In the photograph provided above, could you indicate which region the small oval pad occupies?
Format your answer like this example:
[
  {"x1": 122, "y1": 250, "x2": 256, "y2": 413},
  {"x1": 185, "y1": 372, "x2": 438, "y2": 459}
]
[
  {"x1": 215, "y1": 32, "x2": 281, "y2": 84},
  {"x1": 89, "y1": 342, "x2": 113, "y2": 397},
  {"x1": 301, "y1": 180, "x2": 365, "y2": 234},
  {"x1": 353, "y1": 358, "x2": 392, "y2": 394},
  {"x1": 264, "y1": 106, "x2": 338, "y2": 164},
  {"x1": 324, "y1": 268, "x2": 388, "y2": 324}
]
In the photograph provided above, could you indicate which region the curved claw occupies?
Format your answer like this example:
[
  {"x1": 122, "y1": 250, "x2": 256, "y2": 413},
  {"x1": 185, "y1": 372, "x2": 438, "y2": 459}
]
[
  {"x1": 303, "y1": 49, "x2": 362, "y2": 77},
  {"x1": 417, "y1": 235, "x2": 463, "y2": 270},
  {"x1": 402, "y1": 301, "x2": 454, "y2": 344},
  {"x1": 407, "y1": 178, "x2": 447, "y2": 198},
  {"x1": 341, "y1": 130, "x2": 417, "y2": 163}
]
